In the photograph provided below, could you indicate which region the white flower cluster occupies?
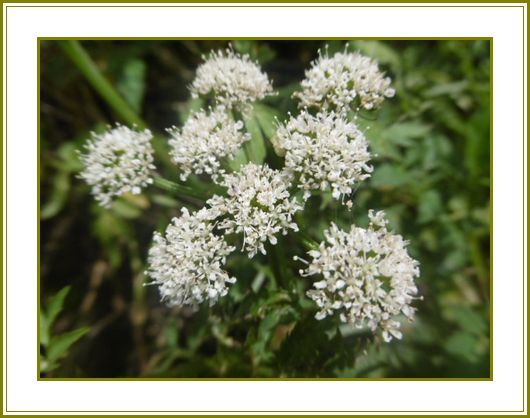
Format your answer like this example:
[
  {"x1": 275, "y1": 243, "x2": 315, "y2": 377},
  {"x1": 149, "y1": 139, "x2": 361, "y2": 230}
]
[
  {"x1": 146, "y1": 207, "x2": 236, "y2": 308},
  {"x1": 190, "y1": 48, "x2": 274, "y2": 108},
  {"x1": 275, "y1": 110, "x2": 372, "y2": 206},
  {"x1": 299, "y1": 210, "x2": 420, "y2": 342},
  {"x1": 209, "y1": 163, "x2": 302, "y2": 258},
  {"x1": 168, "y1": 107, "x2": 250, "y2": 181},
  {"x1": 80, "y1": 45, "x2": 419, "y2": 338},
  {"x1": 294, "y1": 50, "x2": 395, "y2": 112},
  {"x1": 78, "y1": 125, "x2": 155, "y2": 208}
]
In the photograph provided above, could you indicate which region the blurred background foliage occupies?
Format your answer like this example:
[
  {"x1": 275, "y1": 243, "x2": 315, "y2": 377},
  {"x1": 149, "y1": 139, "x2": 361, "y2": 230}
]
[{"x1": 40, "y1": 39, "x2": 490, "y2": 378}]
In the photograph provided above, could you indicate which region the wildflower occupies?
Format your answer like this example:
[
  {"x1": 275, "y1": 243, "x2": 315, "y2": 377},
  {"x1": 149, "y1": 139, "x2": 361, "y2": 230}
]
[
  {"x1": 190, "y1": 48, "x2": 274, "y2": 108},
  {"x1": 78, "y1": 125, "x2": 155, "y2": 208},
  {"x1": 275, "y1": 110, "x2": 372, "y2": 206},
  {"x1": 294, "y1": 49, "x2": 395, "y2": 112},
  {"x1": 168, "y1": 107, "x2": 250, "y2": 181},
  {"x1": 298, "y1": 210, "x2": 420, "y2": 342},
  {"x1": 209, "y1": 163, "x2": 302, "y2": 258},
  {"x1": 146, "y1": 207, "x2": 236, "y2": 308}
]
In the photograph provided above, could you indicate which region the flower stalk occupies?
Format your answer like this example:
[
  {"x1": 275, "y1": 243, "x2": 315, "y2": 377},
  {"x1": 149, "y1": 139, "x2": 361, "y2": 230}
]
[{"x1": 59, "y1": 40, "x2": 146, "y2": 128}]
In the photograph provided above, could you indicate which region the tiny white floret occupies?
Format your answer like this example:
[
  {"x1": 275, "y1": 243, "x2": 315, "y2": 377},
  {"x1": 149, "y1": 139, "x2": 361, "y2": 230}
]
[
  {"x1": 168, "y1": 106, "x2": 250, "y2": 181},
  {"x1": 298, "y1": 210, "x2": 420, "y2": 342},
  {"x1": 275, "y1": 110, "x2": 372, "y2": 206},
  {"x1": 78, "y1": 125, "x2": 155, "y2": 208},
  {"x1": 294, "y1": 49, "x2": 395, "y2": 113},
  {"x1": 208, "y1": 163, "x2": 302, "y2": 258},
  {"x1": 146, "y1": 207, "x2": 236, "y2": 308},
  {"x1": 190, "y1": 47, "x2": 274, "y2": 108}
]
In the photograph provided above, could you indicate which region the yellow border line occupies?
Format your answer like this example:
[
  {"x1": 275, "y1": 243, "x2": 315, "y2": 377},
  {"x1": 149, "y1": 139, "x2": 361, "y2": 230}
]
[
  {"x1": 37, "y1": 35, "x2": 493, "y2": 383},
  {"x1": 0, "y1": 1, "x2": 524, "y2": 415}
]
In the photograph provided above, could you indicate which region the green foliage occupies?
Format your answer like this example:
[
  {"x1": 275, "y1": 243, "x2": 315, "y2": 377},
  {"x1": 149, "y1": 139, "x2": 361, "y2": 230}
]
[
  {"x1": 40, "y1": 39, "x2": 490, "y2": 378},
  {"x1": 40, "y1": 287, "x2": 90, "y2": 374}
]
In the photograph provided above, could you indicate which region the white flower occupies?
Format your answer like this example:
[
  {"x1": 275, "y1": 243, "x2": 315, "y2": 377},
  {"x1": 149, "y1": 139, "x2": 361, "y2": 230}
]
[
  {"x1": 146, "y1": 207, "x2": 236, "y2": 308},
  {"x1": 294, "y1": 49, "x2": 395, "y2": 112},
  {"x1": 275, "y1": 110, "x2": 372, "y2": 206},
  {"x1": 78, "y1": 125, "x2": 155, "y2": 208},
  {"x1": 209, "y1": 163, "x2": 302, "y2": 258},
  {"x1": 298, "y1": 210, "x2": 420, "y2": 342},
  {"x1": 190, "y1": 48, "x2": 274, "y2": 108},
  {"x1": 168, "y1": 107, "x2": 250, "y2": 181}
]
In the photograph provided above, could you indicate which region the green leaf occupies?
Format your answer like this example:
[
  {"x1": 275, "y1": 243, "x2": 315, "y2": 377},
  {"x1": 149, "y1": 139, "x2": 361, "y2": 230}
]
[
  {"x1": 177, "y1": 97, "x2": 204, "y2": 125},
  {"x1": 243, "y1": 111, "x2": 267, "y2": 164},
  {"x1": 253, "y1": 103, "x2": 280, "y2": 139},
  {"x1": 233, "y1": 40, "x2": 252, "y2": 55},
  {"x1": 370, "y1": 164, "x2": 410, "y2": 188},
  {"x1": 383, "y1": 122, "x2": 432, "y2": 147},
  {"x1": 40, "y1": 171, "x2": 70, "y2": 220},
  {"x1": 251, "y1": 270, "x2": 267, "y2": 293},
  {"x1": 227, "y1": 147, "x2": 248, "y2": 171},
  {"x1": 116, "y1": 59, "x2": 147, "y2": 114},
  {"x1": 41, "y1": 286, "x2": 71, "y2": 346},
  {"x1": 112, "y1": 199, "x2": 143, "y2": 219},
  {"x1": 47, "y1": 326, "x2": 90, "y2": 364},
  {"x1": 39, "y1": 313, "x2": 50, "y2": 347},
  {"x1": 450, "y1": 306, "x2": 487, "y2": 338},
  {"x1": 417, "y1": 190, "x2": 443, "y2": 224},
  {"x1": 39, "y1": 355, "x2": 56, "y2": 374},
  {"x1": 252, "y1": 306, "x2": 296, "y2": 362},
  {"x1": 349, "y1": 40, "x2": 401, "y2": 70},
  {"x1": 151, "y1": 194, "x2": 180, "y2": 208},
  {"x1": 444, "y1": 331, "x2": 478, "y2": 362},
  {"x1": 424, "y1": 80, "x2": 468, "y2": 98},
  {"x1": 56, "y1": 142, "x2": 83, "y2": 172},
  {"x1": 45, "y1": 287, "x2": 70, "y2": 328}
]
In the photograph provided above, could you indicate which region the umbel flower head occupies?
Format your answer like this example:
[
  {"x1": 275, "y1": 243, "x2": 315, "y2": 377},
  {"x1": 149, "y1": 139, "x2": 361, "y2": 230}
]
[
  {"x1": 146, "y1": 207, "x2": 236, "y2": 308},
  {"x1": 294, "y1": 49, "x2": 395, "y2": 113},
  {"x1": 275, "y1": 110, "x2": 372, "y2": 206},
  {"x1": 78, "y1": 125, "x2": 155, "y2": 208},
  {"x1": 168, "y1": 106, "x2": 250, "y2": 181},
  {"x1": 190, "y1": 47, "x2": 274, "y2": 108},
  {"x1": 208, "y1": 163, "x2": 302, "y2": 258},
  {"x1": 298, "y1": 210, "x2": 420, "y2": 342}
]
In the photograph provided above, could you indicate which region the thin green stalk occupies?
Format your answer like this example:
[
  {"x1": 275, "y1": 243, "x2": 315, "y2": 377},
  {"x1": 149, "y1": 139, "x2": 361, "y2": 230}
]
[
  {"x1": 128, "y1": 241, "x2": 147, "y2": 374},
  {"x1": 271, "y1": 240, "x2": 289, "y2": 288},
  {"x1": 298, "y1": 231, "x2": 320, "y2": 251},
  {"x1": 59, "y1": 40, "x2": 146, "y2": 128},
  {"x1": 152, "y1": 176, "x2": 210, "y2": 201}
]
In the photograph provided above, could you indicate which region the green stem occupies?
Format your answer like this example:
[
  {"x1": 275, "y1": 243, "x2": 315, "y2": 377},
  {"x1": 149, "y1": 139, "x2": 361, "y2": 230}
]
[
  {"x1": 152, "y1": 176, "x2": 210, "y2": 201},
  {"x1": 271, "y1": 240, "x2": 289, "y2": 288},
  {"x1": 59, "y1": 40, "x2": 146, "y2": 128},
  {"x1": 128, "y1": 241, "x2": 148, "y2": 374},
  {"x1": 298, "y1": 231, "x2": 320, "y2": 251}
]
